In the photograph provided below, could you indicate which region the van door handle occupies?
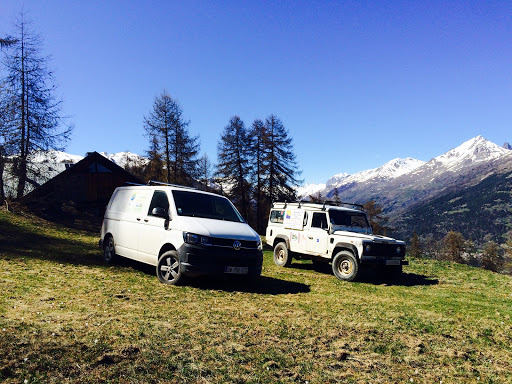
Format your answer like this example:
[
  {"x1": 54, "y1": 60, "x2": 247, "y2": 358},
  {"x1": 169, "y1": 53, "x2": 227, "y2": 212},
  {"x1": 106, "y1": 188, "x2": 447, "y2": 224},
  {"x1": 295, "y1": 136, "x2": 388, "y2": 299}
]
[
  {"x1": 308, "y1": 236, "x2": 313, "y2": 239},
  {"x1": 136, "y1": 218, "x2": 141, "y2": 221},
  {"x1": 144, "y1": 219, "x2": 149, "y2": 222}
]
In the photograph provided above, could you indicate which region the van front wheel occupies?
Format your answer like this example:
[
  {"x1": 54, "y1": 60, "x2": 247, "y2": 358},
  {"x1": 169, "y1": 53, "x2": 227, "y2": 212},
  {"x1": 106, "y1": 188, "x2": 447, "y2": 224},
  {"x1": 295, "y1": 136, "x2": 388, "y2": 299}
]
[{"x1": 157, "y1": 251, "x2": 182, "y2": 285}]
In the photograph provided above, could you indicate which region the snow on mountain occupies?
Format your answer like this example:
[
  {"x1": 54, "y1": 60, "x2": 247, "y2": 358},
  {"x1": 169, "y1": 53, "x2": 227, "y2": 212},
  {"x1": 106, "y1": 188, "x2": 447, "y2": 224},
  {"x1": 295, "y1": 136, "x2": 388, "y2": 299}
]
[
  {"x1": 326, "y1": 172, "x2": 349, "y2": 188},
  {"x1": 425, "y1": 136, "x2": 509, "y2": 173},
  {"x1": 100, "y1": 151, "x2": 149, "y2": 168},
  {"x1": 297, "y1": 136, "x2": 510, "y2": 201},
  {"x1": 29, "y1": 150, "x2": 84, "y2": 164},
  {"x1": 338, "y1": 157, "x2": 425, "y2": 187},
  {"x1": 295, "y1": 183, "x2": 326, "y2": 198}
]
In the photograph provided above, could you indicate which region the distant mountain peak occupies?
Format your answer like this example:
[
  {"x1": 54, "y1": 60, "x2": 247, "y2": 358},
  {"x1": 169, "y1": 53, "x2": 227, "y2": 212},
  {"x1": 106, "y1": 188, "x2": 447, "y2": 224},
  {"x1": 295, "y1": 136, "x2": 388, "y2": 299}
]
[
  {"x1": 503, "y1": 142, "x2": 512, "y2": 150},
  {"x1": 431, "y1": 136, "x2": 508, "y2": 171}
]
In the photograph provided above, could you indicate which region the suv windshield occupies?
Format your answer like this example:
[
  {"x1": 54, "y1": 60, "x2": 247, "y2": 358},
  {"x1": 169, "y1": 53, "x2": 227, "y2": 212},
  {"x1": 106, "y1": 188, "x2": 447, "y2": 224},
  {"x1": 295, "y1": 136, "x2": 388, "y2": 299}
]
[
  {"x1": 172, "y1": 190, "x2": 244, "y2": 223},
  {"x1": 328, "y1": 209, "x2": 372, "y2": 234}
]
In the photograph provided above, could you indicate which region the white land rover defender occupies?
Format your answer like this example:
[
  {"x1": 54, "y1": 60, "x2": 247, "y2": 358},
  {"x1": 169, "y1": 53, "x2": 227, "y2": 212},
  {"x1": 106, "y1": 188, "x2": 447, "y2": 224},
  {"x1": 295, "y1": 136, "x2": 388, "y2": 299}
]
[{"x1": 265, "y1": 202, "x2": 407, "y2": 281}]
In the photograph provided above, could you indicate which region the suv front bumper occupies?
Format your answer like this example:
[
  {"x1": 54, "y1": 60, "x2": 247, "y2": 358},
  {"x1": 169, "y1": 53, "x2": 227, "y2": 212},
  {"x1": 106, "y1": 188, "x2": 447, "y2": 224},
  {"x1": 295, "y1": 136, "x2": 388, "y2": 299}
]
[{"x1": 360, "y1": 256, "x2": 409, "y2": 266}]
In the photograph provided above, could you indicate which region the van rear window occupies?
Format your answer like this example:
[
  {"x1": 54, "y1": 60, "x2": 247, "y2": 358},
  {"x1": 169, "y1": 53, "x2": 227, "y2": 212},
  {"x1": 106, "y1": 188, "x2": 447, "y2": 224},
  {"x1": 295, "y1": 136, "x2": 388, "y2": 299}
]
[{"x1": 172, "y1": 190, "x2": 244, "y2": 223}]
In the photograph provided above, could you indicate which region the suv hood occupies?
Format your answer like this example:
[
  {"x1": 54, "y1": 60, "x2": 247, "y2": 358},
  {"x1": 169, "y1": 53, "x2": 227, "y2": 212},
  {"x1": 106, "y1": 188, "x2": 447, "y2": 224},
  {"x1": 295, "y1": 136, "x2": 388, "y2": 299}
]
[
  {"x1": 177, "y1": 217, "x2": 259, "y2": 240},
  {"x1": 332, "y1": 230, "x2": 404, "y2": 244}
]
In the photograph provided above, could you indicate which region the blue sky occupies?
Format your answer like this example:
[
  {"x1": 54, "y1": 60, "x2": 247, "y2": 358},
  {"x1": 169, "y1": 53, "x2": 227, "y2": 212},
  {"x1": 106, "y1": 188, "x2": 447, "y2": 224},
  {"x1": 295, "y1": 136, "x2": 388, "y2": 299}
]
[{"x1": 1, "y1": 0, "x2": 511, "y2": 184}]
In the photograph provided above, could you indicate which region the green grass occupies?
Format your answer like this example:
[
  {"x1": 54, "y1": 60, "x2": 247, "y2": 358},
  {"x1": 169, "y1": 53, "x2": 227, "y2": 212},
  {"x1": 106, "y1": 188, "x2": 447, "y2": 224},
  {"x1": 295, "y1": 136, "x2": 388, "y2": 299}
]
[{"x1": 1, "y1": 209, "x2": 511, "y2": 383}]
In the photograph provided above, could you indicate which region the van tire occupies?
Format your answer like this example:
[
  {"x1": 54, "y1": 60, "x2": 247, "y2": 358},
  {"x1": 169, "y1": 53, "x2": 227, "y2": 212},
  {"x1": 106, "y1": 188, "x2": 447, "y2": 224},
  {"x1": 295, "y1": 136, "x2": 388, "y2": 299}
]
[
  {"x1": 332, "y1": 250, "x2": 358, "y2": 282},
  {"x1": 157, "y1": 250, "x2": 182, "y2": 285},
  {"x1": 274, "y1": 242, "x2": 292, "y2": 267},
  {"x1": 103, "y1": 237, "x2": 117, "y2": 264}
]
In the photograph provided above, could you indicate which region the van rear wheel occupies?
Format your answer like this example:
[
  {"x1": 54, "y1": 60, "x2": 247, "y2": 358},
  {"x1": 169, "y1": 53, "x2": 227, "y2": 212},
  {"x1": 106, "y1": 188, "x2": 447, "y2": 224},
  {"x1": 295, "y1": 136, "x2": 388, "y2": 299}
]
[
  {"x1": 157, "y1": 251, "x2": 182, "y2": 285},
  {"x1": 103, "y1": 237, "x2": 117, "y2": 264}
]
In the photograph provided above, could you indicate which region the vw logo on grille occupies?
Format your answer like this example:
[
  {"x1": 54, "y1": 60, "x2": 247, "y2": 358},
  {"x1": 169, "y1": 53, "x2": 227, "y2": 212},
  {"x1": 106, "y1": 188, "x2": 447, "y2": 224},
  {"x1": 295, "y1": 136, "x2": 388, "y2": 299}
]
[{"x1": 233, "y1": 241, "x2": 241, "y2": 251}]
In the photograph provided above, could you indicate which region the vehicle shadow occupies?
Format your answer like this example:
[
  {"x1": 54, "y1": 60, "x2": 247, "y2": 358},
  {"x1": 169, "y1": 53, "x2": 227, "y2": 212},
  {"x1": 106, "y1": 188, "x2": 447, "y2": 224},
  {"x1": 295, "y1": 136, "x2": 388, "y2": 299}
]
[
  {"x1": 126, "y1": 260, "x2": 311, "y2": 295},
  {"x1": 291, "y1": 262, "x2": 439, "y2": 287},
  {"x1": 186, "y1": 275, "x2": 311, "y2": 295}
]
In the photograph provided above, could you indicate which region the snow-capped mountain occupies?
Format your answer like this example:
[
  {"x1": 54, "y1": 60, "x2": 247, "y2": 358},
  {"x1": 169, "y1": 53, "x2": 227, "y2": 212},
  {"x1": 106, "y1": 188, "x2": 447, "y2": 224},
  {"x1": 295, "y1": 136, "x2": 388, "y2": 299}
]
[
  {"x1": 297, "y1": 136, "x2": 512, "y2": 218},
  {"x1": 328, "y1": 157, "x2": 425, "y2": 189},
  {"x1": 28, "y1": 150, "x2": 84, "y2": 164},
  {"x1": 295, "y1": 183, "x2": 326, "y2": 198},
  {"x1": 416, "y1": 136, "x2": 509, "y2": 174},
  {"x1": 99, "y1": 151, "x2": 149, "y2": 168}
]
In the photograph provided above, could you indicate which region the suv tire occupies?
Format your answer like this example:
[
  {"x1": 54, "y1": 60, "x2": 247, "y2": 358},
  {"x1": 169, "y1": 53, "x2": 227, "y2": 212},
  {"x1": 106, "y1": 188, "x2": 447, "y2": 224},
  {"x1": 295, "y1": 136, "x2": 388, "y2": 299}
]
[
  {"x1": 274, "y1": 242, "x2": 292, "y2": 267},
  {"x1": 332, "y1": 250, "x2": 358, "y2": 281}
]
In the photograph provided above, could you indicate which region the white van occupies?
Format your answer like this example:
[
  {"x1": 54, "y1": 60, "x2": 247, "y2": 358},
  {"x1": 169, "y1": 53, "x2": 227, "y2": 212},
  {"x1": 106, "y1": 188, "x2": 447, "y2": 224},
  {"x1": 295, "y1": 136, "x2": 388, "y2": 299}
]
[{"x1": 99, "y1": 183, "x2": 263, "y2": 285}]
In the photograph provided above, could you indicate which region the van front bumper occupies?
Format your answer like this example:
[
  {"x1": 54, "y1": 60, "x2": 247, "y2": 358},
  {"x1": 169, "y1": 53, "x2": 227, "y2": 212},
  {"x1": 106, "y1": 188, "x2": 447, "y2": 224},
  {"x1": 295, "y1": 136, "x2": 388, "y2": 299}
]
[{"x1": 177, "y1": 243, "x2": 263, "y2": 277}]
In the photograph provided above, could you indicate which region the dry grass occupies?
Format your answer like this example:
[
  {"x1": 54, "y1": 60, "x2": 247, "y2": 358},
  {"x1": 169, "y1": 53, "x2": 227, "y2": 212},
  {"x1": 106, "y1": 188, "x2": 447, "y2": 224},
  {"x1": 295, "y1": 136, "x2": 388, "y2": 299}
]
[{"x1": 1, "y1": 209, "x2": 511, "y2": 383}]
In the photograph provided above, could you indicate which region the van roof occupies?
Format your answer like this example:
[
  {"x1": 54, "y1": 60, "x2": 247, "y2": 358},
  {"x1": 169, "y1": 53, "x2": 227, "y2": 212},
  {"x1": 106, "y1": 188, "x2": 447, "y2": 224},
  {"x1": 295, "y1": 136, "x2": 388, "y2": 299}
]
[{"x1": 117, "y1": 183, "x2": 225, "y2": 198}]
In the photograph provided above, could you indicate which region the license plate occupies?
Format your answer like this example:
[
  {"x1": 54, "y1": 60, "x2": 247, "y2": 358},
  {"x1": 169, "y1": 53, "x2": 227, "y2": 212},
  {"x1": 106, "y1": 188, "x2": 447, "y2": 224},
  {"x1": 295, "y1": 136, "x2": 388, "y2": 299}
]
[
  {"x1": 386, "y1": 259, "x2": 401, "y2": 266},
  {"x1": 225, "y1": 266, "x2": 248, "y2": 274}
]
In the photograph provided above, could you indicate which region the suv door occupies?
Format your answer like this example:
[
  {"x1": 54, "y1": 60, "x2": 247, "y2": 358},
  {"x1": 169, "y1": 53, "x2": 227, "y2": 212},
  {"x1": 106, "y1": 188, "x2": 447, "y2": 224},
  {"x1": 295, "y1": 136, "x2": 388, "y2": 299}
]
[
  {"x1": 306, "y1": 212, "x2": 329, "y2": 255},
  {"x1": 138, "y1": 190, "x2": 171, "y2": 265}
]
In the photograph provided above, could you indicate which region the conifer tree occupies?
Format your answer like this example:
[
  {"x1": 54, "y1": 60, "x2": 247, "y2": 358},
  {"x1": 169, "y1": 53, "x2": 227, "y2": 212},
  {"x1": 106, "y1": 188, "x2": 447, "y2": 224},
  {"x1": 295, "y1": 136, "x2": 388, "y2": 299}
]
[
  {"x1": 144, "y1": 136, "x2": 164, "y2": 182},
  {"x1": 410, "y1": 231, "x2": 422, "y2": 258},
  {"x1": 143, "y1": 91, "x2": 199, "y2": 186},
  {"x1": 248, "y1": 119, "x2": 267, "y2": 233},
  {"x1": 263, "y1": 115, "x2": 300, "y2": 204},
  {"x1": 482, "y1": 241, "x2": 504, "y2": 272},
  {"x1": 333, "y1": 187, "x2": 341, "y2": 204},
  {"x1": 363, "y1": 200, "x2": 389, "y2": 235},
  {"x1": 197, "y1": 153, "x2": 212, "y2": 191},
  {"x1": 216, "y1": 116, "x2": 252, "y2": 220},
  {"x1": 1, "y1": 13, "x2": 71, "y2": 198},
  {"x1": 443, "y1": 231, "x2": 465, "y2": 263}
]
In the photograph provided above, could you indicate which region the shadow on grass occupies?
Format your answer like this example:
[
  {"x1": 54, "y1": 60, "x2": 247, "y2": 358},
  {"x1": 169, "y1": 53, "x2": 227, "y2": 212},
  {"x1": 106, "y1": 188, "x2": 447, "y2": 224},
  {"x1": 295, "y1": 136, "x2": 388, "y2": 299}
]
[
  {"x1": 124, "y1": 260, "x2": 311, "y2": 295},
  {"x1": 0, "y1": 214, "x2": 101, "y2": 266},
  {"x1": 291, "y1": 261, "x2": 439, "y2": 287},
  {"x1": 186, "y1": 275, "x2": 311, "y2": 295}
]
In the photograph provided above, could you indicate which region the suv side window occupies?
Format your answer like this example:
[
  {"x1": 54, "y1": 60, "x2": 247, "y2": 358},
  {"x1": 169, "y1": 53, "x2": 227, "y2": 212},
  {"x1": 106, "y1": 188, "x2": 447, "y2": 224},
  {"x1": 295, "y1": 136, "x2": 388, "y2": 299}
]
[
  {"x1": 148, "y1": 190, "x2": 170, "y2": 216},
  {"x1": 311, "y1": 212, "x2": 328, "y2": 229},
  {"x1": 270, "y1": 210, "x2": 285, "y2": 223}
]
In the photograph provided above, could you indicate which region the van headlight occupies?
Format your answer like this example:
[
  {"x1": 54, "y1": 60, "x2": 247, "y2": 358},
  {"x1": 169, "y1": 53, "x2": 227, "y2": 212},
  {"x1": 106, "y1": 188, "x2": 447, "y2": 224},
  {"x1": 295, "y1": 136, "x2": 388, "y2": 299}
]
[{"x1": 183, "y1": 232, "x2": 211, "y2": 246}]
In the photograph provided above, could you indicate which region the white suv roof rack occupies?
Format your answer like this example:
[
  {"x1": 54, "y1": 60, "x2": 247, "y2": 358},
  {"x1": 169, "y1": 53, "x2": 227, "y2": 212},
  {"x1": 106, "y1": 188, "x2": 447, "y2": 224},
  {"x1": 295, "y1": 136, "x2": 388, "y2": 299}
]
[{"x1": 272, "y1": 200, "x2": 364, "y2": 212}]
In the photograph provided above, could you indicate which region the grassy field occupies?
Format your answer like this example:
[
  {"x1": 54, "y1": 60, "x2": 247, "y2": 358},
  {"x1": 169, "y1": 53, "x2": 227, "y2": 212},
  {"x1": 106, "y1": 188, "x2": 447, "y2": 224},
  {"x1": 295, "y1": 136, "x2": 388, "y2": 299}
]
[{"x1": 1, "y1": 209, "x2": 511, "y2": 383}]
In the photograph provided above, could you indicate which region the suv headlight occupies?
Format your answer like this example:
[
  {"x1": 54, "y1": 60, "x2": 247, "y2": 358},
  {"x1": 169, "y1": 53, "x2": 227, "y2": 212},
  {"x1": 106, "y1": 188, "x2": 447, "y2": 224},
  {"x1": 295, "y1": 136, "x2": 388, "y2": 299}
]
[
  {"x1": 257, "y1": 238, "x2": 263, "y2": 251},
  {"x1": 183, "y1": 232, "x2": 211, "y2": 246}
]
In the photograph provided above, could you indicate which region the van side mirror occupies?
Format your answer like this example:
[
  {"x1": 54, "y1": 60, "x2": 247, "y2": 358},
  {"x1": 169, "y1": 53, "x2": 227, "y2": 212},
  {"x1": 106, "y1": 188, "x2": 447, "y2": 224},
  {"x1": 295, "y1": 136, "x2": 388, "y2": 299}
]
[{"x1": 151, "y1": 207, "x2": 169, "y2": 219}]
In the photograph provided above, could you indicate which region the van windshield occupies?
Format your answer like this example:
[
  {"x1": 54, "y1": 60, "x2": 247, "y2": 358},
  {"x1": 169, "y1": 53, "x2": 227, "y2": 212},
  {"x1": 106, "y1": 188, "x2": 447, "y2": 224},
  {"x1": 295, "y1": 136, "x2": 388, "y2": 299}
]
[
  {"x1": 172, "y1": 190, "x2": 244, "y2": 223},
  {"x1": 328, "y1": 209, "x2": 372, "y2": 234}
]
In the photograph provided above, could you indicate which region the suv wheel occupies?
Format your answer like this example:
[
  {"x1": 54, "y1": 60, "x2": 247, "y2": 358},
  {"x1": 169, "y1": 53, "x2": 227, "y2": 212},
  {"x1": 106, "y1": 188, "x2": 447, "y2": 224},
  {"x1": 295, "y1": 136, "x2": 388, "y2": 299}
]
[
  {"x1": 332, "y1": 251, "x2": 358, "y2": 281},
  {"x1": 157, "y1": 251, "x2": 183, "y2": 285},
  {"x1": 273, "y1": 242, "x2": 292, "y2": 267}
]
